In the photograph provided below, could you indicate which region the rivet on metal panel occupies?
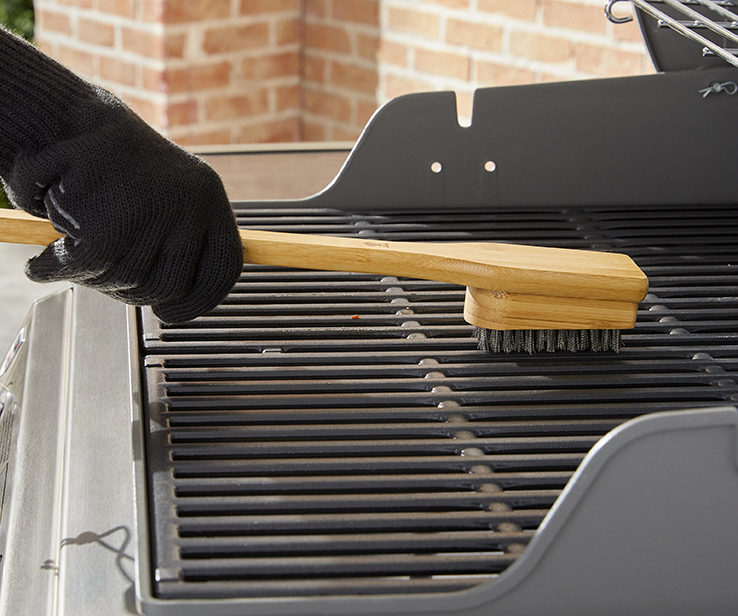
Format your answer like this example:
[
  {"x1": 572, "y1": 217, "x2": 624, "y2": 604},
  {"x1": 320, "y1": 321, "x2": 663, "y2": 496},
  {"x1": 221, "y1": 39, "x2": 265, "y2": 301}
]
[
  {"x1": 385, "y1": 287, "x2": 405, "y2": 294},
  {"x1": 418, "y1": 358, "x2": 439, "y2": 366},
  {"x1": 479, "y1": 483, "x2": 501, "y2": 493},
  {"x1": 446, "y1": 415, "x2": 468, "y2": 424},
  {"x1": 498, "y1": 522, "x2": 522, "y2": 533},
  {"x1": 489, "y1": 502, "x2": 512, "y2": 513},
  {"x1": 454, "y1": 431, "x2": 476, "y2": 440},
  {"x1": 401, "y1": 321, "x2": 421, "y2": 328},
  {"x1": 407, "y1": 333, "x2": 427, "y2": 340}
]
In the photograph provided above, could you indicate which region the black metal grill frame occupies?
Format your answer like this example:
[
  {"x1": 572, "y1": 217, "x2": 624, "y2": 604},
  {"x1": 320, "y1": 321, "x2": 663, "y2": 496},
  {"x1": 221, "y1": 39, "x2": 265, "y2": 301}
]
[{"x1": 139, "y1": 202, "x2": 738, "y2": 602}]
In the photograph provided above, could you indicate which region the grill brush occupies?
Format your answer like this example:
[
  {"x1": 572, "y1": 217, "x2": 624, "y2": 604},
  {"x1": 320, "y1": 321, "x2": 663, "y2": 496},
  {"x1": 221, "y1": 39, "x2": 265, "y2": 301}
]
[{"x1": 0, "y1": 208, "x2": 648, "y2": 353}]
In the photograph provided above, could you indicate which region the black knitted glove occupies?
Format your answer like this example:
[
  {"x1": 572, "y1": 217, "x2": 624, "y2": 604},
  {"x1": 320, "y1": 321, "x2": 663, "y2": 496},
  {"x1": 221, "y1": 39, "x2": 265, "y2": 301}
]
[{"x1": 0, "y1": 28, "x2": 243, "y2": 323}]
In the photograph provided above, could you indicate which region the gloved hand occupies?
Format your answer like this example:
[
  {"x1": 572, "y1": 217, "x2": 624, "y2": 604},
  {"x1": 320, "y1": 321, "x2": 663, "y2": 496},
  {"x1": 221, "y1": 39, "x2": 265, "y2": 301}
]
[{"x1": 0, "y1": 28, "x2": 243, "y2": 324}]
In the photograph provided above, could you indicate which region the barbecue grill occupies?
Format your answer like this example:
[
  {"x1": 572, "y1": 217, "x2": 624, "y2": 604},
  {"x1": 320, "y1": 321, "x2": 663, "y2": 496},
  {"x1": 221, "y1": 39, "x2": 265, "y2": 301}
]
[{"x1": 2, "y1": 2, "x2": 738, "y2": 615}]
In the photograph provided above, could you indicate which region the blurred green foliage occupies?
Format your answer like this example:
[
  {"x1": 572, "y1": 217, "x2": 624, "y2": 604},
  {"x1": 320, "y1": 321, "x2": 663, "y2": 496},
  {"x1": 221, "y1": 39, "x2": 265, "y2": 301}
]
[
  {"x1": 1, "y1": 0, "x2": 34, "y2": 206},
  {"x1": 0, "y1": 0, "x2": 34, "y2": 40}
]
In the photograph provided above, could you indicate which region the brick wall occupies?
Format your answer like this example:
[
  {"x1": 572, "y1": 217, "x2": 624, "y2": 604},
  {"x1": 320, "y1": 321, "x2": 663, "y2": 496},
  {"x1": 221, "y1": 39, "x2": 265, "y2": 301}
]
[
  {"x1": 34, "y1": 0, "x2": 653, "y2": 145},
  {"x1": 34, "y1": 0, "x2": 302, "y2": 145},
  {"x1": 303, "y1": 0, "x2": 380, "y2": 141},
  {"x1": 379, "y1": 0, "x2": 653, "y2": 124}
]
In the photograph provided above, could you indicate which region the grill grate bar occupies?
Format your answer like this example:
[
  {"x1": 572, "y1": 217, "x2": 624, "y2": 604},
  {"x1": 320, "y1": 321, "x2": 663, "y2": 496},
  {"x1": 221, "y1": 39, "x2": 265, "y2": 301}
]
[
  {"x1": 174, "y1": 510, "x2": 550, "y2": 535},
  {"x1": 171, "y1": 472, "x2": 573, "y2": 494},
  {"x1": 176, "y1": 530, "x2": 533, "y2": 557},
  {"x1": 141, "y1": 203, "x2": 738, "y2": 601}
]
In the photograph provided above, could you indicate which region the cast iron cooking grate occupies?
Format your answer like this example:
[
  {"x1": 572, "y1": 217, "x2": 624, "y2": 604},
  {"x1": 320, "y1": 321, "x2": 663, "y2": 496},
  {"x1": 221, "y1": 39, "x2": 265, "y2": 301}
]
[{"x1": 139, "y1": 204, "x2": 738, "y2": 600}]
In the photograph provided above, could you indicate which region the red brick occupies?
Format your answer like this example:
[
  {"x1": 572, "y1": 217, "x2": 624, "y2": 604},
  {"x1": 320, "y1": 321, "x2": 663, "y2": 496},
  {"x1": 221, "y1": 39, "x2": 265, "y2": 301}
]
[
  {"x1": 100, "y1": 56, "x2": 137, "y2": 86},
  {"x1": 122, "y1": 27, "x2": 165, "y2": 57},
  {"x1": 303, "y1": 121, "x2": 326, "y2": 141},
  {"x1": 446, "y1": 19, "x2": 503, "y2": 51},
  {"x1": 478, "y1": 0, "x2": 537, "y2": 20},
  {"x1": 415, "y1": 47, "x2": 471, "y2": 80},
  {"x1": 277, "y1": 17, "x2": 301, "y2": 45},
  {"x1": 383, "y1": 74, "x2": 435, "y2": 99},
  {"x1": 166, "y1": 100, "x2": 198, "y2": 126},
  {"x1": 241, "y1": 52, "x2": 300, "y2": 80},
  {"x1": 35, "y1": 39, "x2": 55, "y2": 57},
  {"x1": 165, "y1": 32, "x2": 187, "y2": 58},
  {"x1": 306, "y1": 0, "x2": 327, "y2": 18},
  {"x1": 240, "y1": 0, "x2": 299, "y2": 14},
  {"x1": 357, "y1": 34, "x2": 380, "y2": 61},
  {"x1": 162, "y1": 0, "x2": 230, "y2": 23},
  {"x1": 378, "y1": 40, "x2": 408, "y2": 67},
  {"x1": 98, "y1": 0, "x2": 135, "y2": 18},
  {"x1": 543, "y1": 1, "x2": 606, "y2": 34},
  {"x1": 333, "y1": 126, "x2": 361, "y2": 141},
  {"x1": 56, "y1": 0, "x2": 92, "y2": 8},
  {"x1": 304, "y1": 56, "x2": 326, "y2": 83},
  {"x1": 510, "y1": 31, "x2": 572, "y2": 63},
  {"x1": 79, "y1": 18, "x2": 116, "y2": 47},
  {"x1": 476, "y1": 61, "x2": 535, "y2": 86},
  {"x1": 277, "y1": 84, "x2": 301, "y2": 111},
  {"x1": 238, "y1": 118, "x2": 301, "y2": 143},
  {"x1": 357, "y1": 100, "x2": 378, "y2": 126},
  {"x1": 388, "y1": 7, "x2": 440, "y2": 39},
  {"x1": 305, "y1": 88, "x2": 352, "y2": 122},
  {"x1": 333, "y1": 0, "x2": 379, "y2": 25},
  {"x1": 36, "y1": 10, "x2": 72, "y2": 35},
  {"x1": 125, "y1": 96, "x2": 165, "y2": 127},
  {"x1": 575, "y1": 42, "x2": 646, "y2": 76},
  {"x1": 205, "y1": 89, "x2": 270, "y2": 121},
  {"x1": 141, "y1": 0, "x2": 163, "y2": 22},
  {"x1": 164, "y1": 62, "x2": 232, "y2": 93},
  {"x1": 424, "y1": 0, "x2": 469, "y2": 7},
  {"x1": 305, "y1": 22, "x2": 351, "y2": 53},
  {"x1": 331, "y1": 61, "x2": 378, "y2": 94},
  {"x1": 173, "y1": 130, "x2": 233, "y2": 146},
  {"x1": 203, "y1": 23, "x2": 270, "y2": 54},
  {"x1": 57, "y1": 44, "x2": 95, "y2": 76},
  {"x1": 142, "y1": 67, "x2": 167, "y2": 92}
]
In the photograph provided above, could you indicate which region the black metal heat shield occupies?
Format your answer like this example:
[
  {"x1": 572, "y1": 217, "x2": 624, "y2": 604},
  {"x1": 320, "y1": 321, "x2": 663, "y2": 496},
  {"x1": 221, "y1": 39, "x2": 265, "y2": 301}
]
[{"x1": 240, "y1": 67, "x2": 738, "y2": 211}]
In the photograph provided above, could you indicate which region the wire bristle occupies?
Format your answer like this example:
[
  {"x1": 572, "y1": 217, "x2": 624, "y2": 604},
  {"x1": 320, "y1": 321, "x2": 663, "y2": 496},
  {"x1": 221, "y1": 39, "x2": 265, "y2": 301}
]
[{"x1": 474, "y1": 328, "x2": 621, "y2": 354}]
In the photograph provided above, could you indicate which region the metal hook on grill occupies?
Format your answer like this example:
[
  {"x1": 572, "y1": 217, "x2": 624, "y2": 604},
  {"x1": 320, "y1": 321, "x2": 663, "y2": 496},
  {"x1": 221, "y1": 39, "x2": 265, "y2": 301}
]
[
  {"x1": 605, "y1": 0, "x2": 634, "y2": 23},
  {"x1": 607, "y1": 0, "x2": 738, "y2": 68},
  {"x1": 699, "y1": 80, "x2": 738, "y2": 96}
]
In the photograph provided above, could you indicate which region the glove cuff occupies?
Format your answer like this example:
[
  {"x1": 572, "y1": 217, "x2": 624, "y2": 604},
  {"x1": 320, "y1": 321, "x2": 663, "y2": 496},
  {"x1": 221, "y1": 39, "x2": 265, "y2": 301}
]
[{"x1": 0, "y1": 27, "x2": 114, "y2": 178}]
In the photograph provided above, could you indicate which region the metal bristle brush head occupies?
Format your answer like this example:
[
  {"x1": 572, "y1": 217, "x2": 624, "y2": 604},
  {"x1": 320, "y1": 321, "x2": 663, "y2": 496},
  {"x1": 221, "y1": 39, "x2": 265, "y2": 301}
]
[{"x1": 474, "y1": 327, "x2": 622, "y2": 354}]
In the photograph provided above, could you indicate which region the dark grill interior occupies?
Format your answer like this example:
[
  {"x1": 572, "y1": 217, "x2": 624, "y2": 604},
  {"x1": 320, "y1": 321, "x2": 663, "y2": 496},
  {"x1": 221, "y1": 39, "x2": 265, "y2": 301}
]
[{"x1": 140, "y1": 204, "x2": 738, "y2": 600}]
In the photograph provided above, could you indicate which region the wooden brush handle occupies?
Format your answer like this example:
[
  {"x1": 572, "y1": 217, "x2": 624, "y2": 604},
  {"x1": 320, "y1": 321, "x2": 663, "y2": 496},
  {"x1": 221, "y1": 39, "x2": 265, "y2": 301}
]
[
  {"x1": 0, "y1": 208, "x2": 648, "y2": 303},
  {"x1": 238, "y1": 229, "x2": 647, "y2": 302}
]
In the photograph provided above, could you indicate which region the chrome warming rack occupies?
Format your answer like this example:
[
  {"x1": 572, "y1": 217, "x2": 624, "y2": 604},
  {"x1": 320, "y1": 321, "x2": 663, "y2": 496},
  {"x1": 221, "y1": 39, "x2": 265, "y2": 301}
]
[{"x1": 607, "y1": 0, "x2": 738, "y2": 68}]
